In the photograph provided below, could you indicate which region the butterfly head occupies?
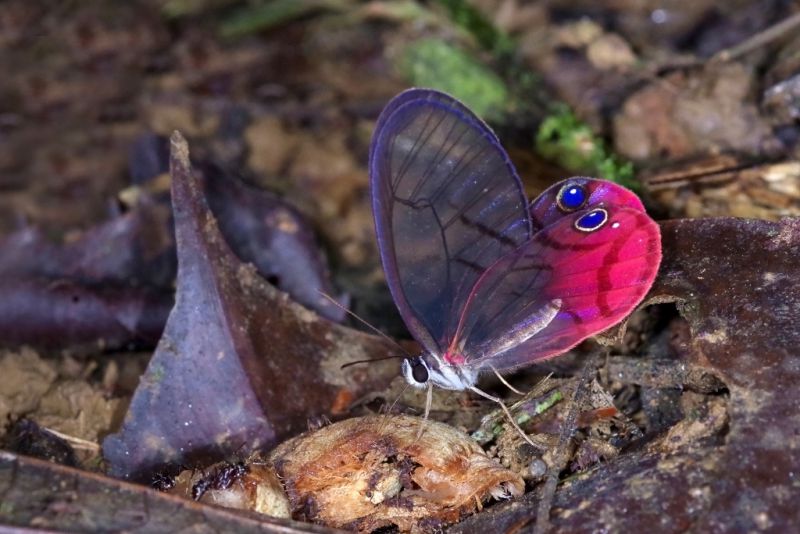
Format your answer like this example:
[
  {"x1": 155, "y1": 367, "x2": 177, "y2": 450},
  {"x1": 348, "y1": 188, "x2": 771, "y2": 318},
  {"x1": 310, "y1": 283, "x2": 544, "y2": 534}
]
[{"x1": 402, "y1": 353, "x2": 477, "y2": 391}]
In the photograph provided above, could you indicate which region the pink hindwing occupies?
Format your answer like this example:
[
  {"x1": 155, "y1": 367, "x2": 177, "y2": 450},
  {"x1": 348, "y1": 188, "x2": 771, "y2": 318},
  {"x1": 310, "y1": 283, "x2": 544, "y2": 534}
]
[
  {"x1": 370, "y1": 89, "x2": 662, "y2": 386},
  {"x1": 452, "y1": 204, "x2": 660, "y2": 373}
]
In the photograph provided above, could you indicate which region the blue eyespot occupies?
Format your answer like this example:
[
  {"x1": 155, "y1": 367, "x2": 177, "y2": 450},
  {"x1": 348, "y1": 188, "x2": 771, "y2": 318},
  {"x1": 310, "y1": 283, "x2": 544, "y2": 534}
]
[
  {"x1": 575, "y1": 208, "x2": 608, "y2": 232},
  {"x1": 556, "y1": 183, "x2": 587, "y2": 212}
]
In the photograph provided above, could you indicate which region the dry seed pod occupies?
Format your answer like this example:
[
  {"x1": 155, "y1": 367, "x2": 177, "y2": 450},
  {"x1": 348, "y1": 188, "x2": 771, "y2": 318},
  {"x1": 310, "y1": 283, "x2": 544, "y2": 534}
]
[
  {"x1": 266, "y1": 415, "x2": 523, "y2": 532},
  {"x1": 172, "y1": 462, "x2": 291, "y2": 519}
]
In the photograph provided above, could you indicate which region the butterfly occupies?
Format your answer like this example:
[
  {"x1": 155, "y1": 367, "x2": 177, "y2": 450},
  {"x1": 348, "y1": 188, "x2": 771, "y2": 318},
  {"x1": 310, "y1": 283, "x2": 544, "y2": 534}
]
[{"x1": 369, "y1": 89, "x2": 661, "y2": 395}]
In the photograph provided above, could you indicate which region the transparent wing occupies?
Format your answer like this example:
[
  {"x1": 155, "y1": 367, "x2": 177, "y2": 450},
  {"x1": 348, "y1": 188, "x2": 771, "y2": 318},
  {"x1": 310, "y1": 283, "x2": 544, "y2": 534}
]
[
  {"x1": 370, "y1": 89, "x2": 532, "y2": 354},
  {"x1": 454, "y1": 206, "x2": 661, "y2": 372}
]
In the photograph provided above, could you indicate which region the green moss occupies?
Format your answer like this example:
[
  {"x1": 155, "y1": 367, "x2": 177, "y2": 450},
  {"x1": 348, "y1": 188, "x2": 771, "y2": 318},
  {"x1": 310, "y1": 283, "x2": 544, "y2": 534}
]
[
  {"x1": 435, "y1": 0, "x2": 514, "y2": 55},
  {"x1": 536, "y1": 105, "x2": 637, "y2": 190},
  {"x1": 219, "y1": 0, "x2": 341, "y2": 38},
  {"x1": 402, "y1": 39, "x2": 509, "y2": 119},
  {"x1": 472, "y1": 389, "x2": 563, "y2": 442},
  {"x1": 161, "y1": 0, "x2": 214, "y2": 18},
  {"x1": 368, "y1": 1, "x2": 434, "y2": 22},
  {"x1": 516, "y1": 390, "x2": 563, "y2": 425}
]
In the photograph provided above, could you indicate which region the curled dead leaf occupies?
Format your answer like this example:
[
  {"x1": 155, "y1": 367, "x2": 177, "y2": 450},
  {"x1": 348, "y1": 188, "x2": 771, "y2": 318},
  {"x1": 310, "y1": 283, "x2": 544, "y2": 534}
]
[{"x1": 103, "y1": 133, "x2": 397, "y2": 482}]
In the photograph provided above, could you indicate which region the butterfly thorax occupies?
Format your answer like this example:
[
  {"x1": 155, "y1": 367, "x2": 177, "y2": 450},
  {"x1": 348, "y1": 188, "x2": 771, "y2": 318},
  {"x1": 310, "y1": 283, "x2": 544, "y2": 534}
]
[
  {"x1": 443, "y1": 350, "x2": 466, "y2": 365},
  {"x1": 402, "y1": 353, "x2": 477, "y2": 391}
]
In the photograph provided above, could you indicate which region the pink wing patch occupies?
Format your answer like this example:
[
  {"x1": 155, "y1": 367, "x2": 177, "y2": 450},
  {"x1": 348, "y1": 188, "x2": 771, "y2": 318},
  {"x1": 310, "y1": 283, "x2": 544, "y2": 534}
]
[
  {"x1": 530, "y1": 177, "x2": 645, "y2": 232},
  {"x1": 452, "y1": 205, "x2": 661, "y2": 372}
]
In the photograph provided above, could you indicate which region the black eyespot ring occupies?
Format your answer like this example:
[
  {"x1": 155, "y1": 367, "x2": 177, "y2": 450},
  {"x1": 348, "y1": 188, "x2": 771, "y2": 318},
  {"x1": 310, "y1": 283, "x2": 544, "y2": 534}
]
[
  {"x1": 410, "y1": 358, "x2": 429, "y2": 383},
  {"x1": 574, "y1": 208, "x2": 608, "y2": 232},
  {"x1": 556, "y1": 182, "x2": 588, "y2": 212}
]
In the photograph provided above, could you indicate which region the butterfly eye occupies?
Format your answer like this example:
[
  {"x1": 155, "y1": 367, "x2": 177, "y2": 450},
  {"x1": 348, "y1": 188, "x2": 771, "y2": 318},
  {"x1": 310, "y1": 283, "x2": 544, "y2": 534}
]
[
  {"x1": 556, "y1": 183, "x2": 588, "y2": 212},
  {"x1": 574, "y1": 208, "x2": 608, "y2": 232},
  {"x1": 410, "y1": 358, "x2": 429, "y2": 383}
]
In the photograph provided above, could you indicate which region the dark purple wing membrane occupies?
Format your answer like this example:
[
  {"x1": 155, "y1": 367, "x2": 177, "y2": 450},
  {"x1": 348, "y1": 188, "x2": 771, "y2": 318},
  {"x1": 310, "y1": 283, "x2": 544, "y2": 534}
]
[
  {"x1": 453, "y1": 205, "x2": 661, "y2": 372},
  {"x1": 370, "y1": 89, "x2": 532, "y2": 354}
]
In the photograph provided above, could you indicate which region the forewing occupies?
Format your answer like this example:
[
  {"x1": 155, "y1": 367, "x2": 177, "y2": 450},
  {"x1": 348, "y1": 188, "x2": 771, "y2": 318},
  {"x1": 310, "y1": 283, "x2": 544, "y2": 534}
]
[
  {"x1": 454, "y1": 206, "x2": 661, "y2": 371},
  {"x1": 530, "y1": 177, "x2": 646, "y2": 232},
  {"x1": 370, "y1": 89, "x2": 532, "y2": 354}
]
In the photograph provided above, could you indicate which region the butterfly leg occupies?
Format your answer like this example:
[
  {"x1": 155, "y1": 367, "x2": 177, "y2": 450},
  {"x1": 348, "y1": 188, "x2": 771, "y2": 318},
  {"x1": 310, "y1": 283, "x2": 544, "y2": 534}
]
[
  {"x1": 468, "y1": 385, "x2": 538, "y2": 449},
  {"x1": 490, "y1": 364, "x2": 525, "y2": 396},
  {"x1": 415, "y1": 383, "x2": 434, "y2": 441}
]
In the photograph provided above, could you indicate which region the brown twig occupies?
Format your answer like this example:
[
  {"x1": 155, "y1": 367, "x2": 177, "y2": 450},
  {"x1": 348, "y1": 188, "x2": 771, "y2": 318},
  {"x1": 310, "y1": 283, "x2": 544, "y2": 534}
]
[
  {"x1": 42, "y1": 427, "x2": 101, "y2": 453},
  {"x1": 645, "y1": 11, "x2": 800, "y2": 75},
  {"x1": 534, "y1": 351, "x2": 599, "y2": 533},
  {"x1": 606, "y1": 356, "x2": 726, "y2": 393},
  {"x1": 711, "y1": 11, "x2": 800, "y2": 63}
]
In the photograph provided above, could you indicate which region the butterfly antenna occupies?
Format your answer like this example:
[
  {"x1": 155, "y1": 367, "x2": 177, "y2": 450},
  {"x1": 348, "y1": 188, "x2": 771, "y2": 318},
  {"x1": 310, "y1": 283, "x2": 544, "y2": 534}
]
[
  {"x1": 384, "y1": 380, "x2": 412, "y2": 416},
  {"x1": 340, "y1": 354, "x2": 406, "y2": 369},
  {"x1": 318, "y1": 290, "x2": 412, "y2": 358},
  {"x1": 468, "y1": 385, "x2": 539, "y2": 449},
  {"x1": 374, "y1": 380, "x2": 412, "y2": 438}
]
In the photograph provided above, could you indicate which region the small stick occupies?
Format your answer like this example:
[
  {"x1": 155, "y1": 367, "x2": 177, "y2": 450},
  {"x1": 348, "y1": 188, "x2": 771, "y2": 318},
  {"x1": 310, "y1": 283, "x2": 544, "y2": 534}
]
[
  {"x1": 534, "y1": 351, "x2": 599, "y2": 533},
  {"x1": 711, "y1": 11, "x2": 800, "y2": 63},
  {"x1": 471, "y1": 376, "x2": 561, "y2": 445},
  {"x1": 643, "y1": 12, "x2": 800, "y2": 76},
  {"x1": 42, "y1": 427, "x2": 101, "y2": 453},
  {"x1": 469, "y1": 385, "x2": 540, "y2": 450},
  {"x1": 607, "y1": 356, "x2": 725, "y2": 393}
]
